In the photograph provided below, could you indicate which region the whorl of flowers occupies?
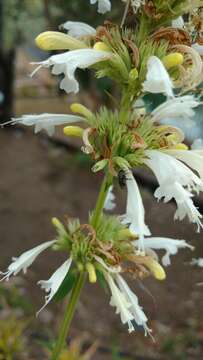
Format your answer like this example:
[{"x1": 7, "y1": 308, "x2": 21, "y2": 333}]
[{"x1": 2, "y1": 0, "x2": 203, "y2": 348}]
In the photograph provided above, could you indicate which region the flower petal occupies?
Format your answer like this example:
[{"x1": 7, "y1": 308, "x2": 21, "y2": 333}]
[
  {"x1": 134, "y1": 237, "x2": 194, "y2": 266},
  {"x1": 4, "y1": 114, "x2": 85, "y2": 136},
  {"x1": 31, "y1": 49, "x2": 112, "y2": 94},
  {"x1": 104, "y1": 186, "x2": 116, "y2": 211},
  {"x1": 122, "y1": 171, "x2": 151, "y2": 251},
  {"x1": 37, "y1": 258, "x2": 72, "y2": 315},
  {"x1": 61, "y1": 21, "x2": 96, "y2": 38},
  {"x1": 0, "y1": 240, "x2": 56, "y2": 281},
  {"x1": 143, "y1": 56, "x2": 174, "y2": 98},
  {"x1": 90, "y1": 0, "x2": 111, "y2": 14}
]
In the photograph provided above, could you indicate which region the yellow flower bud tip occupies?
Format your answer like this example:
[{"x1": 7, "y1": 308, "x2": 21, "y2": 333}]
[
  {"x1": 173, "y1": 143, "x2": 189, "y2": 150},
  {"x1": 86, "y1": 263, "x2": 97, "y2": 283},
  {"x1": 70, "y1": 103, "x2": 93, "y2": 119},
  {"x1": 119, "y1": 229, "x2": 137, "y2": 239},
  {"x1": 35, "y1": 31, "x2": 86, "y2": 51},
  {"x1": 146, "y1": 258, "x2": 166, "y2": 281},
  {"x1": 52, "y1": 217, "x2": 61, "y2": 228},
  {"x1": 129, "y1": 68, "x2": 138, "y2": 81},
  {"x1": 163, "y1": 53, "x2": 184, "y2": 69},
  {"x1": 93, "y1": 42, "x2": 111, "y2": 52},
  {"x1": 63, "y1": 126, "x2": 84, "y2": 138}
]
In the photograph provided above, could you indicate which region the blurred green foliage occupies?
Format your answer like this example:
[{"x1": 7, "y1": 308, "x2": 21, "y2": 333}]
[
  {"x1": 0, "y1": 283, "x2": 33, "y2": 359},
  {"x1": 0, "y1": 316, "x2": 26, "y2": 360}
]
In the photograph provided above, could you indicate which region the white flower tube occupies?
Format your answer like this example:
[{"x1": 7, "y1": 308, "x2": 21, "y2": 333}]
[
  {"x1": 31, "y1": 49, "x2": 112, "y2": 94},
  {"x1": 90, "y1": 0, "x2": 111, "y2": 14},
  {"x1": 116, "y1": 274, "x2": 151, "y2": 336},
  {"x1": 143, "y1": 56, "x2": 174, "y2": 98},
  {"x1": 37, "y1": 258, "x2": 72, "y2": 315},
  {"x1": 191, "y1": 258, "x2": 203, "y2": 267},
  {"x1": 60, "y1": 21, "x2": 96, "y2": 38},
  {"x1": 0, "y1": 240, "x2": 56, "y2": 281},
  {"x1": 165, "y1": 149, "x2": 203, "y2": 181},
  {"x1": 122, "y1": 171, "x2": 151, "y2": 251},
  {"x1": 4, "y1": 113, "x2": 85, "y2": 136},
  {"x1": 151, "y1": 96, "x2": 199, "y2": 127},
  {"x1": 134, "y1": 237, "x2": 194, "y2": 266},
  {"x1": 104, "y1": 185, "x2": 116, "y2": 211},
  {"x1": 144, "y1": 150, "x2": 203, "y2": 230},
  {"x1": 192, "y1": 43, "x2": 203, "y2": 56},
  {"x1": 106, "y1": 273, "x2": 134, "y2": 330},
  {"x1": 191, "y1": 138, "x2": 203, "y2": 150},
  {"x1": 172, "y1": 16, "x2": 184, "y2": 29}
]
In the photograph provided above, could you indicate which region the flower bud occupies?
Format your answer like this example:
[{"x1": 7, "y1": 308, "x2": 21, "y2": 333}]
[
  {"x1": 145, "y1": 258, "x2": 166, "y2": 281},
  {"x1": 63, "y1": 126, "x2": 84, "y2": 137},
  {"x1": 174, "y1": 143, "x2": 189, "y2": 150},
  {"x1": 93, "y1": 41, "x2": 111, "y2": 52},
  {"x1": 163, "y1": 53, "x2": 184, "y2": 69},
  {"x1": 52, "y1": 217, "x2": 62, "y2": 228},
  {"x1": 92, "y1": 159, "x2": 108, "y2": 173},
  {"x1": 70, "y1": 103, "x2": 93, "y2": 120},
  {"x1": 35, "y1": 31, "x2": 87, "y2": 51},
  {"x1": 86, "y1": 263, "x2": 97, "y2": 283},
  {"x1": 129, "y1": 68, "x2": 138, "y2": 81}
]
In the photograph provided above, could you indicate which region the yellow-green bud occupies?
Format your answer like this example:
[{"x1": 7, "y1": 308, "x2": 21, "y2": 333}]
[
  {"x1": 129, "y1": 68, "x2": 138, "y2": 81},
  {"x1": 52, "y1": 217, "x2": 62, "y2": 228},
  {"x1": 93, "y1": 41, "x2": 111, "y2": 52},
  {"x1": 86, "y1": 263, "x2": 97, "y2": 283},
  {"x1": 118, "y1": 229, "x2": 137, "y2": 239},
  {"x1": 92, "y1": 159, "x2": 108, "y2": 173},
  {"x1": 173, "y1": 143, "x2": 189, "y2": 150},
  {"x1": 163, "y1": 53, "x2": 184, "y2": 69},
  {"x1": 63, "y1": 126, "x2": 84, "y2": 137},
  {"x1": 70, "y1": 103, "x2": 93, "y2": 120},
  {"x1": 35, "y1": 31, "x2": 87, "y2": 51},
  {"x1": 145, "y1": 258, "x2": 166, "y2": 281}
]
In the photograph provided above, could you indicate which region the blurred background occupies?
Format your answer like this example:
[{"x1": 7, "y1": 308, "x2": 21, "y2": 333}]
[{"x1": 0, "y1": 1, "x2": 203, "y2": 359}]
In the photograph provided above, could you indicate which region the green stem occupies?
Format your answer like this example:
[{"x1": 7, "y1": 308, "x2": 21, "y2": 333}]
[
  {"x1": 51, "y1": 272, "x2": 86, "y2": 360},
  {"x1": 91, "y1": 172, "x2": 113, "y2": 229}
]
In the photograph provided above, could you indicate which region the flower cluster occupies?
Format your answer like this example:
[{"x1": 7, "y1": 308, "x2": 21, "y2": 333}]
[{"x1": 2, "y1": 0, "x2": 203, "y2": 339}]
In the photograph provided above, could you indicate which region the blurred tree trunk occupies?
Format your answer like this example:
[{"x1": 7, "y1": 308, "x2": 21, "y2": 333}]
[
  {"x1": 0, "y1": 49, "x2": 15, "y2": 123},
  {"x1": 0, "y1": 1, "x2": 15, "y2": 123}
]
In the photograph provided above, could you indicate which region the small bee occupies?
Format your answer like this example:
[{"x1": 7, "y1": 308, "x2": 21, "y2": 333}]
[{"x1": 118, "y1": 169, "x2": 127, "y2": 188}]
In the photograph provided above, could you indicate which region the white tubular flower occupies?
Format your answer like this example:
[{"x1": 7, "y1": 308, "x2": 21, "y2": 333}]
[
  {"x1": 143, "y1": 56, "x2": 174, "y2": 98},
  {"x1": 94, "y1": 255, "x2": 121, "y2": 273},
  {"x1": 31, "y1": 49, "x2": 112, "y2": 94},
  {"x1": 191, "y1": 138, "x2": 203, "y2": 150},
  {"x1": 90, "y1": 0, "x2": 111, "y2": 14},
  {"x1": 122, "y1": 171, "x2": 151, "y2": 251},
  {"x1": 151, "y1": 96, "x2": 199, "y2": 127},
  {"x1": 192, "y1": 43, "x2": 203, "y2": 56},
  {"x1": 0, "y1": 240, "x2": 56, "y2": 281},
  {"x1": 104, "y1": 186, "x2": 116, "y2": 211},
  {"x1": 191, "y1": 258, "x2": 203, "y2": 267},
  {"x1": 5, "y1": 114, "x2": 85, "y2": 136},
  {"x1": 116, "y1": 274, "x2": 151, "y2": 336},
  {"x1": 172, "y1": 16, "x2": 184, "y2": 29},
  {"x1": 134, "y1": 237, "x2": 194, "y2": 266},
  {"x1": 144, "y1": 150, "x2": 203, "y2": 230},
  {"x1": 37, "y1": 258, "x2": 72, "y2": 315},
  {"x1": 122, "y1": 0, "x2": 145, "y2": 12},
  {"x1": 165, "y1": 149, "x2": 203, "y2": 181},
  {"x1": 60, "y1": 21, "x2": 96, "y2": 38},
  {"x1": 106, "y1": 273, "x2": 134, "y2": 331}
]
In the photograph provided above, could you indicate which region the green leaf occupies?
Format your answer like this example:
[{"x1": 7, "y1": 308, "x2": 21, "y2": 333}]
[
  {"x1": 96, "y1": 270, "x2": 108, "y2": 292},
  {"x1": 53, "y1": 271, "x2": 76, "y2": 302}
]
